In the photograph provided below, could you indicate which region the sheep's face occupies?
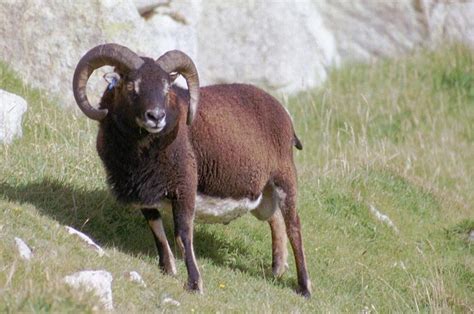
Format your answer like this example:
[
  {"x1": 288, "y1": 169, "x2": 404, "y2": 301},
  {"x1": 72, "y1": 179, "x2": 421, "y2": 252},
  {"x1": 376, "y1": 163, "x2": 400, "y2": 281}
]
[{"x1": 107, "y1": 59, "x2": 179, "y2": 135}]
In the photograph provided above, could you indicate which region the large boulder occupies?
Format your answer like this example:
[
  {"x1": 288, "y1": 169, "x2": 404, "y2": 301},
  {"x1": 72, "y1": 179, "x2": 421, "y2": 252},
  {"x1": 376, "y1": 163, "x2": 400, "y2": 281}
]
[
  {"x1": 0, "y1": 0, "x2": 196, "y2": 108},
  {"x1": 0, "y1": 0, "x2": 473, "y2": 109},
  {"x1": 195, "y1": 1, "x2": 335, "y2": 93},
  {"x1": 0, "y1": 89, "x2": 27, "y2": 144},
  {"x1": 315, "y1": 0, "x2": 474, "y2": 61},
  {"x1": 428, "y1": 1, "x2": 474, "y2": 46},
  {"x1": 195, "y1": 0, "x2": 474, "y2": 91},
  {"x1": 315, "y1": 1, "x2": 427, "y2": 61}
]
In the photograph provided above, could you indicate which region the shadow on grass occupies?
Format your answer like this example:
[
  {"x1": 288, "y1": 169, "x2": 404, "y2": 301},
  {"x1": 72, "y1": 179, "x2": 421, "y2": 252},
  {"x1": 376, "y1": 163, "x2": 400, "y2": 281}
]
[{"x1": 0, "y1": 179, "x2": 294, "y2": 288}]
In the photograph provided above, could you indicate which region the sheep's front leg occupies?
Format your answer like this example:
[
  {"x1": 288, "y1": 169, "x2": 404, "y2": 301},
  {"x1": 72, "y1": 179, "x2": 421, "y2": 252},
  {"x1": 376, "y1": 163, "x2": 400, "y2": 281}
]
[
  {"x1": 171, "y1": 196, "x2": 202, "y2": 293},
  {"x1": 141, "y1": 208, "x2": 177, "y2": 275}
]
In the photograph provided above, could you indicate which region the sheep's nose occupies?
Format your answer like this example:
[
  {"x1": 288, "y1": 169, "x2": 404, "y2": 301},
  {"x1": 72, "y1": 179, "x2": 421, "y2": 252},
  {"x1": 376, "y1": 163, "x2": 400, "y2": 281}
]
[{"x1": 145, "y1": 109, "x2": 165, "y2": 124}]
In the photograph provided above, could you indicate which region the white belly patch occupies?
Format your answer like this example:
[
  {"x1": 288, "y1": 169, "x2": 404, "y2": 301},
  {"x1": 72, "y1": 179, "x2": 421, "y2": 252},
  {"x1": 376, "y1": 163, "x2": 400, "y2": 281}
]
[
  {"x1": 148, "y1": 193, "x2": 263, "y2": 224},
  {"x1": 194, "y1": 193, "x2": 262, "y2": 224}
]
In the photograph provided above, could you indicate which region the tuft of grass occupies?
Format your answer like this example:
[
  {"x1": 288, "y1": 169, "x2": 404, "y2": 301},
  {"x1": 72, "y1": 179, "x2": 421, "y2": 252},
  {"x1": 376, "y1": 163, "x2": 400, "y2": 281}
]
[{"x1": 1, "y1": 45, "x2": 473, "y2": 312}]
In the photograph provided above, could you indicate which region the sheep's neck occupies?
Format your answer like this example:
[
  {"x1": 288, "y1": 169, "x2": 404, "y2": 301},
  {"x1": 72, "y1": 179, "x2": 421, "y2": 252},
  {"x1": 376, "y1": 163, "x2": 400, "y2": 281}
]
[{"x1": 99, "y1": 118, "x2": 179, "y2": 205}]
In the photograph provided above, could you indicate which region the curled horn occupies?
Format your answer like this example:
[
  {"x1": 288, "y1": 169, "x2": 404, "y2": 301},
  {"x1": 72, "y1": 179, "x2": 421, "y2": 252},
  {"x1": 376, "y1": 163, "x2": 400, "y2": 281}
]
[
  {"x1": 72, "y1": 43, "x2": 145, "y2": 121},
  {"x1": 156, "y1": 50, "x2": 200, "y2": 125}
]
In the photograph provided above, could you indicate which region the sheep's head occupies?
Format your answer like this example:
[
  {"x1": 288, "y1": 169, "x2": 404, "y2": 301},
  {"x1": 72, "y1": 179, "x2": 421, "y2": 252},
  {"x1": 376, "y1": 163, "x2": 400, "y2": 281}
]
[
  {"x1": 72, "y1": 44, "x2": 199, "y2": 134},
  {"x1": 103, "y1": 58, "x2": 181, "y2": 134}
]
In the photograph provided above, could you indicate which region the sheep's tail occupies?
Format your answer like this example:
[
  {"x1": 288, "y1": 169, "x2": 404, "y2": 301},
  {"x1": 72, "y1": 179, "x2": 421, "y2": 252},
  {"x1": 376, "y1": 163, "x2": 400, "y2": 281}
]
[{"x1": 293, "y1": 133, "x2": 303, "y2": 150}]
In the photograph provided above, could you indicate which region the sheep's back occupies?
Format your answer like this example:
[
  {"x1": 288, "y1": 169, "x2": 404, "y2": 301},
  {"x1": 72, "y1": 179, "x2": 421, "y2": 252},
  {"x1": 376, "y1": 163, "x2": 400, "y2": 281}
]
[{"x1": 190, "y1": 84, "x2": 296, "y2": 198}]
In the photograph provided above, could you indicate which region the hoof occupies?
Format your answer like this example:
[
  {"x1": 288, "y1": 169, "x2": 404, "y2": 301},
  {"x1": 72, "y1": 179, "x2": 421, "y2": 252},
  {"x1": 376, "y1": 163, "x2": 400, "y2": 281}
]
[
  {"x1": 161, "y1": 268, "x2": 177, "y2": 277},
  {"x1": 272, "y1": 262, "x2": 289, "y2": 278},
  {"x1": 297, "y1": 287, "x2": 311, "y2": 298},
  {"x1": 159, "y1": 263, "x2": 177, "y2": 276},
  {"x1": 296, "y1": 280, "x2": 312, "y2": 298},
  {"x1": 185, "y1": 279, "x2": 203, "y2": 294}
]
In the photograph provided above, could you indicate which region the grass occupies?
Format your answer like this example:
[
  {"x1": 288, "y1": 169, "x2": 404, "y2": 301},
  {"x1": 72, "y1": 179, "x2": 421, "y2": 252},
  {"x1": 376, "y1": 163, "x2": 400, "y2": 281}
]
[{"x1": 1, "y1": 44, "x2": 473, "y2": 312}]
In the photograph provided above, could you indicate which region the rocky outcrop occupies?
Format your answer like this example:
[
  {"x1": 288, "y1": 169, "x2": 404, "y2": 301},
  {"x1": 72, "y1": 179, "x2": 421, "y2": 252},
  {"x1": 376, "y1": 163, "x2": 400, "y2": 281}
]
[
  {"x1": 0, "y1": 90, "x2": 27, "y2": 144},
  {"x1": 315, "y1": 0, "x2": 474, "y2": 61},
  {"x1": 0, "y1": 0, "x2": 196, "y2": 108},
  {"x1": 195, "y1": 1, "x2": 334, "y2": 93},
  {"x1": 0, "y1": 0, "x2": 473, "y2": 108}
]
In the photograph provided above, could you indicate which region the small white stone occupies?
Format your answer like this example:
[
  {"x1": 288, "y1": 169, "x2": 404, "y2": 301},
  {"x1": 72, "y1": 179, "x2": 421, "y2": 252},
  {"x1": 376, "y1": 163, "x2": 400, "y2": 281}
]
[
  {"x1": 124, "y1": 271, "x2": 146, "y2": 287},
  {"x1": 162, "y1": 296, "x2": 180, "y2": 307},
  {"x1": 14, "y1": 237, "x2": 32, "y2": 260},
  {"x1": 65, "y1": 226, "x2": 105, "y2": 256},
  {"x1": 469, "y1": 230, "x2": 474, "y2": 242},
  {"x1": 369, "y1": 204, "x2": 399, "y2": 234},
  {"x1": 63, "y1": 270, "x2": 113, "y2": 310},
  {"x1": 392, "y1": 261, "x2": 407, "y2": 270},
  {"x1": 0, "y1": 89, "x2": 27, "y2": 144}
]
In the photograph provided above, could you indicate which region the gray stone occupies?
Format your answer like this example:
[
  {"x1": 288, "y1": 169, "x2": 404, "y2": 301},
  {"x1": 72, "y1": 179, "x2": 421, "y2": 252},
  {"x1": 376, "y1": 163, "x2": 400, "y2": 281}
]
[
  {"x1": 65, "y1": 226, "x2": 105, "y2": 257},
  {"x1": 428, "y1": 1, "x2": 474, "y2": 47},
  {"x1": 1, "y1": 0, "x2": 473, "y2": 109},
  {"x1": 124, "y1": 271, "x2": 146, "y2": 287},
  {"x1": 0, "y1": 0, "x2": 195, "y2": 109},
  {"x1": 195, "y1": 1, "x2": 334, "y2": 93},
  {"x1": 0, "y1": 89, "x2": 27, "y2": 144},
  {"x1": 14, "y1": 237, "x2": 33, "y2": 260},
  {"x1": 133, "y1": 0, "x2": 169, "y2": 16},
  {"x1": 369, "y1": 204, "x2": 399, "y2": 234},
  {"x1": 63, "y1": 270, "x2": 114, "y2": 310},
  {"x1": 315, "y1": 0, "x2": 474, "y2": 61},
  {"x1": 469, "y1": 230, "x2": 474, "y2": 243},
  {"x1": 161, "y1": 296, "x2": 180, "y2": 307}
]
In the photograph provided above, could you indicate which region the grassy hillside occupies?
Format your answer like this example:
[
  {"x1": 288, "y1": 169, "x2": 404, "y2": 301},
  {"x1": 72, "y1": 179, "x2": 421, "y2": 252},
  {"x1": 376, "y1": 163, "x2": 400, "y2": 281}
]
[{"x1": 1, "y1": 45, "x2": 473, "y2": 312}]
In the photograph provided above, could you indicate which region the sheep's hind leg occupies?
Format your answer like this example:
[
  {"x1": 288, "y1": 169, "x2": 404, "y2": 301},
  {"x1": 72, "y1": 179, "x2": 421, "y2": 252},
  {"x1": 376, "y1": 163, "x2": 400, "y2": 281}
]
[
  {"x1": 274, "y1": 176, "x2": 312, "y2": 298},
  {"x1": 253, "y1": 184, "x2": 289, "y2": 278},
  {"x1": 141, "y1": 208, "x2": 177, "y2": 275},
  {"x1": 268, "y1": 208, "x2": 289, "y2": 278}
]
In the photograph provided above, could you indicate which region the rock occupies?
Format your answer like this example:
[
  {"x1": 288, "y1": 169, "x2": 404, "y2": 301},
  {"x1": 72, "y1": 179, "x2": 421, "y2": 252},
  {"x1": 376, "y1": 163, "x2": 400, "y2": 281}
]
[
  {"x1": 469, "y1": 230, "x2": 474, "y2": 243},
  {"x1": 0, "y1": 0, "x2": 195, "y2": 109},
  {"x1": 315, "y1": 1, "x2": 427, "y2": 61},
  {"x1": 161, "y1": 296, "x2": 180, "y2": 307},
  {"x1": 195, "y1": 1, "x2": 333, "y2": 93},
  {"x1": 421, "y1": 1, "x2": 474, "y2": 48},
  {"x1": 65, "y1": 226, "x2": 105, "y2": 256},
  {"x1": 315, "y1": 0, "x2": 474, "y2": 61},
  {"x1": 369, "y1": 204, "x2": 399, "y2": 234},
  {"x1": 0, "y1": 90, "x2": 27, "y2": 144},
  {"x1": 1, "y1": 0, "x2": 473, "y2": 108},
  {"x1": 63, "y1": 270, "x2": 114, "y2": 310},
  {"x1": 133, "y1": 0, "x2": 170, "y2": 16},
  {"x1": 14, "y1": 237, "x2": 32, "y2": 260},
  {"x1": 124, "y1": 271, "x2": 146, "y2": 287}
]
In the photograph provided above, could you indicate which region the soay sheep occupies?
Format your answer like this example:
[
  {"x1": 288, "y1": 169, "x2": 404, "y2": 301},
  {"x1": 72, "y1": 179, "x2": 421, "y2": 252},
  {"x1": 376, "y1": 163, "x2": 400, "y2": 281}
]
[{"x1": 72, "y1": 43, "x2": 311, "y2": 297}]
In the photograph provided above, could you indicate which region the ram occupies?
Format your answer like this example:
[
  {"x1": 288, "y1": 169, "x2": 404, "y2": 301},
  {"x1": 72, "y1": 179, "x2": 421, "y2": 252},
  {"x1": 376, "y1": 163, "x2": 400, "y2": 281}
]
[{"x1": 72, "y1": 43, "x2": 311, "y2": 297}]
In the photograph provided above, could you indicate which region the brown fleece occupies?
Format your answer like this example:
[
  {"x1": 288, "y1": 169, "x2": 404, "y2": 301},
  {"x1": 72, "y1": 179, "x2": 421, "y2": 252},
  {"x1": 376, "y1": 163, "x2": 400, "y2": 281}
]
[
  {"x1": 189, "y1": 84, "x2": 299, "y2": 199},
  {"x1": 91, "y1": 60, "x2": 309, "y2": 296}
]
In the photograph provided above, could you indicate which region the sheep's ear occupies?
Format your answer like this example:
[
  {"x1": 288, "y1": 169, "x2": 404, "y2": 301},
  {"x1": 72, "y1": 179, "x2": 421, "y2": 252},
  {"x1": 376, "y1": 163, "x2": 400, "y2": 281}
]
[
  {"x1": 103, "y1": 72, "x2": 121, "y2": 89},
  {"x1": 169, "y1": 71, "x2": 179, "y2": 83}
]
